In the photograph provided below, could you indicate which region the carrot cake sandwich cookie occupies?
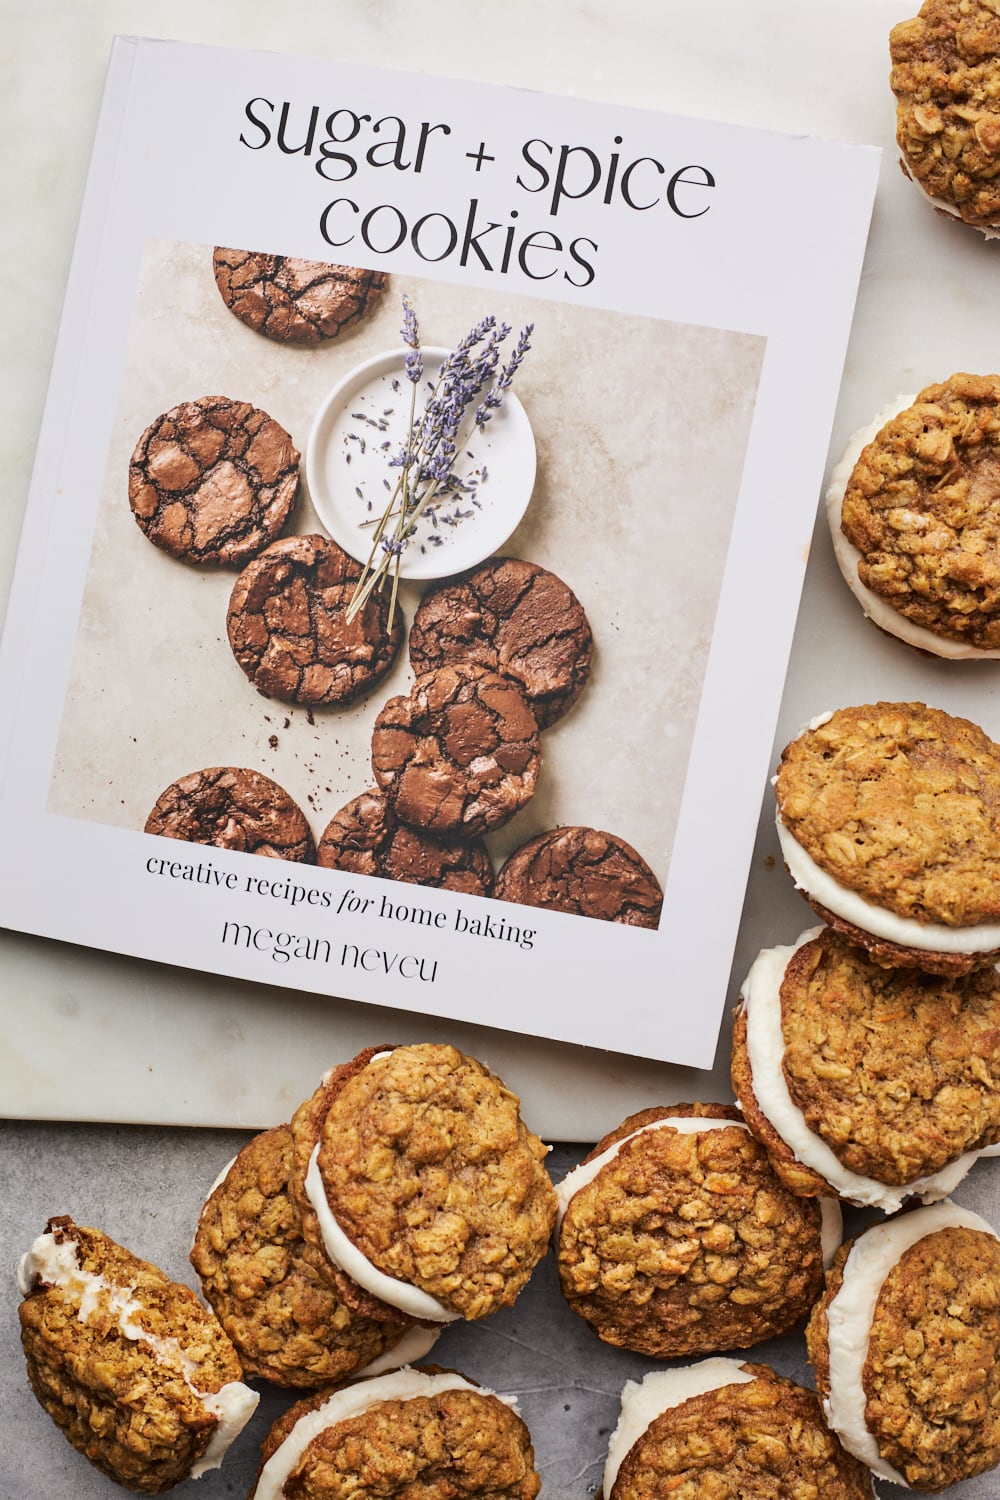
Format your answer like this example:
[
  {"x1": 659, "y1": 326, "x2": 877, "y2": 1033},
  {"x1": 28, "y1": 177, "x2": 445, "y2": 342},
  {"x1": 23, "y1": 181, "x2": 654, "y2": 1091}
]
[
  {"x1": 600, "y1": 1359, "x2": 874, "y2": 1500},
  {"x1": 17, "y1": 1215, "x2": 258, "y2": 1494},
  {"x1": 826, "y1": 377, "x2": 1000, "y2": 657},
  {"x1": 807, "y1": 1200, "x2": 1000, "y2": 1491},
  {"x1": 289, "y1": 1043, "x2": 557, "y2": 1325},
  {"x1": 249, "y1": 1365, "x2": 540, "y2": 1500},
  {"x1": 774, "y1": 702, "x2": 1000, "y2": 974},
  {"x1": 733, "y1": 925, "x2": 1000, "y2": 1210},
  {"x1": 890, "y1": 0, "x2": 1000, "y2": 237},
  {"x1": 554, "y1": 1103, "x2": 841, "y2": 1358},
  {"x1": 190, "y1": 1125, "x2": 439, "y2": 1389}
]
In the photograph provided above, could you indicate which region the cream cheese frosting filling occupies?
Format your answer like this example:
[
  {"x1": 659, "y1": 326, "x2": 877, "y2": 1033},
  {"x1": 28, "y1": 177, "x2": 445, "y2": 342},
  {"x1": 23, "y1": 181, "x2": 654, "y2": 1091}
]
[
  {"x1": 825, "y1": 397, "x2": 1000, "y2": 659},
  {"x1": 354, "y1": 1323, "x2": 442, "y2": 1377},
  {"x1": 16, "y1": 1230, "x2": 259, "y2": 1478},
  {"x1": 742, "y1": 932, "x2": 997, "y2": 1210},
  {"x1": 555, "y1": 1115, "x2": 749, "y2": 1234},
  {"x1": 253, "y1": 1367, "x2": 514, "y2": 1500},
  {"x1": 603, "y1": 1360, "x2": 755, "y2": 1497},
  {"x1": 775, "y1": 810, "x2": 1000, "y2": 955},
  {"x1": 823, "y1": 1200, "x2": 999, "y2": 1486}
]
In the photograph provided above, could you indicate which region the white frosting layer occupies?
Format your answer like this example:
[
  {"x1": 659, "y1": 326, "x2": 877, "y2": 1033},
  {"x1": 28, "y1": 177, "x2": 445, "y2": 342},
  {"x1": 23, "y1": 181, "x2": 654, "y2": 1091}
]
[
  {"x1": 555, "y1": 1115, "x2": 748, "y2": 1233},
  {"x1": 742, "y1": 932, "x2": 994, "y2": 1210},
  {"x1": 253, "y1": 1367, "x2": 501, "y2": 1500},
  {"x1": 826, "y1": 396, "x2": 1000, "y2": 660},
  {"x1": 355, "y1": 1322, "x2": 442, "y2": 1377},
  {"x1": 824, "y1": 1201, "x2": 999, "y2": 1485},
  {"x1": 16, "y1": 1230, "x2": 258, "y2": 1478},
  {"x1": 305, "y1": 1145, "x2": 459, "y2": 1324},
  {"x1": 775, "y1": 811, "x2": 1000, "y2": 955},
  {"x1": 603, "y1": 1360, "x2": 754, "y2": 1497}
]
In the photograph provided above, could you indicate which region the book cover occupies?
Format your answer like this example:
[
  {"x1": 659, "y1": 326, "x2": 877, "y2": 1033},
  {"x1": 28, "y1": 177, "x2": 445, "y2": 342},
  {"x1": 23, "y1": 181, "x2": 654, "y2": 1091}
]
[{"x1": 0, "y1": 36, "x2": 878, "y2": 1068}]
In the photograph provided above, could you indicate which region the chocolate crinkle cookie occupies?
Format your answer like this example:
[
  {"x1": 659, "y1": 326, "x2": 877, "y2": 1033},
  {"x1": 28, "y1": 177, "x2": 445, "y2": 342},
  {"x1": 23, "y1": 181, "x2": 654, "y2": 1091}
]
[
  {"x1": 733, "y1": 925, "x2": 1000, "y2": 1209},
  {"x1": 316, "y1": 787, "x2": 494, "y2": 894},
  {"x1": 128, "y1": 394, "x2": 299, "y2": 567},
  {"x1": 408, "y1": 556, "x2": 593, "y2": 729},
  {"x1": 371, "y1": 663, "x2": 541, "y2": 837},
  {"x1": 190, "y1": 1125, "x2": 432, "y2": 1389},
  {"x1": 890, "y1": 0, "x2": 1000, "y2": 234},
  {"x1": 213, "y1": 248, "x2": 386, "y2": 344},
  {"x1": 289, "y1": 1043, "x2": 557, "y2": 1323},
  {"x1": 555, "y1": 1104, "x2": 837, "y2": 1359},
  {"x1": 807, "y1": 1201, "x2": 1000, "y2": 1491},
  {"x1": 495, "y1": 824, "x2": 662, "y2": 927},
  {"x1": 838, "y1": 375, "x2": 1000, "y2": 653},
  {"x1": 601, "y1": 1360, "x2": 874, "y2": 1500},
  {"x1": 227, "y1": 534, "x2": 403, "y2": 706},
  {"x1": 17, "y1": 1216, "x2": 258, "y2": 1494},
  {"x1": 775, "y1": 701, "x2": 1000, "y2": 975},
  {"x1": 249, "y1": 1366, "x2": 540, "y2": 1500},
  {"x1": 145, "y1": 766, "x2": 315, "y2": 861}
]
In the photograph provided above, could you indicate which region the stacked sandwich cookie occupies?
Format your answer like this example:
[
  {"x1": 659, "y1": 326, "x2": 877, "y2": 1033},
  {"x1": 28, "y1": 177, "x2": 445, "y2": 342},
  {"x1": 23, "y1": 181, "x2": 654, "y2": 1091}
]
[{"x1": 726, "y1": 698, "x2": 1000, "y2": 1491}]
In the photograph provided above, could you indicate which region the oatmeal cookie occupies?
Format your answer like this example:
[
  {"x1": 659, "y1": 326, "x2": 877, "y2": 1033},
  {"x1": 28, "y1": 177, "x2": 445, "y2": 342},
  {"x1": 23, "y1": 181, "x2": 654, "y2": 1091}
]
[
  {"x1": 289, "y1": 1043, "x2": 556, "y2": 1323},
  {"x1": 807, "y1": 1202, "x2": 1000, "y2": 1491},
  {"x1": 408, "y1": 556, "x2": 593, "y2": 729},
  {"x1": 316, "y1": 787, "x2": 493, "y2": 894},
  {"x1": 145, "y1": 766, "x2": 315, "y2": 861},
  {"x1": 249, "y1": 1366, "x2": 540, "y2": 1500},
  {"x1": 830, "y1": 377, "x2": 1000, "y2": 656},
  {"x1": 890, "y1": 0, "x2": 1000, "y2": 234},
  {"x1": 17, "y1": 1216, "x2": 257, "y2": 1494},
  {"x1": 190, "y1": 1125, "x2": 433, "y2": 1388},
  {"x1": 774, "y1": 702, "x2": 1000, "y2": 974},
  {"x1": 128, "y1": 395, "x2": 299, "y2": 566},
  {"x1": 227, "y1": 534, "x2": 403, "y2": 706},
  {"x1": 602, "y1": 1360, "x2": 874, "y2": 1500},
  {"x1": 495, "y1": 825, "x2": 662, "y2": 928},
  {"x1": 213, "y1": 248, "x2": 386, "y2": 344},
  {"x1": 733, "y1": 927, "x2": 1000, "y2": 1209},
  {"x1": 555, "y1": 1104, "x2": 835, "y2": 1358},
  {"x1": 371, "y1": 663, "x2": 541, "y2": 837}
]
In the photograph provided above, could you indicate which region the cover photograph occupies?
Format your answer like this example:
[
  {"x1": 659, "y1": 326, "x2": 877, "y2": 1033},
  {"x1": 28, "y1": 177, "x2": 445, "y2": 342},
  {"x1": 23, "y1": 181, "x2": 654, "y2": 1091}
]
[{"x1": 0, "y1": 36, "x2": 879, "y2": 1067}]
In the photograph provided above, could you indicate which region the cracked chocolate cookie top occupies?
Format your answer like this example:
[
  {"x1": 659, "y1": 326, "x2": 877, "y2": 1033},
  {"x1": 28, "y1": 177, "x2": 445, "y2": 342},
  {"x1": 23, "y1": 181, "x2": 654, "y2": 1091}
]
[
  {"x1": 18, "y1": 1216, "x2": 256, "y2": 1495},
  {"x1": 250, "y1": 1370, "x2": 540, "y2": 1500},
  {"x1": 190, "y1": 1125, "x2": 413, "y2": 1389},
  {"x1": 606, "y1": 1363, "x2": 874, "y2": 1500},
  {"x1": 128, "y1": 395, "x2": 300, "y2": 567},
  {"x1": 557, "y1": 1104, "x2": 828, "y2": 1359},
  {"x1": 290, "y1": 1044, "x2": 556, "y2": 1322},
  {"x1": 371, "y1": 663, "x2": 541, "y2": 837},
  {"x1": 495, "y1": 825, "x2": 662, "y2": 928},
  {"x1": 213, "y1": 248, "x2": 386, "y2": 344},
  {"x1": 890, "y1": 0, "x2": 1000, "y2": 231},
  {"x1": 227, "y1": 534, "x2": 403, "y2": 706},
  {"x1": 408, "y1": 557, "x2": 593, "y2": 729},
  {"x1": 145, "y1": 766, "x2": 315, "y2": 861},
  {"x1": 776, "y1": 702, "x2": 1000, "y2": 927},
  {"x1": 777, "y1": 928, "x2": 1000, "y2": 1185},
  {"x1": 316, "y1": 787, "x2": 493, "y2": 894},
  {"x1": 809, "y1": 1220, "x2": 1000, "y2": 1492},
  {"x1": 840, "y1": 376, "x2": 1000, "y2": 650}
]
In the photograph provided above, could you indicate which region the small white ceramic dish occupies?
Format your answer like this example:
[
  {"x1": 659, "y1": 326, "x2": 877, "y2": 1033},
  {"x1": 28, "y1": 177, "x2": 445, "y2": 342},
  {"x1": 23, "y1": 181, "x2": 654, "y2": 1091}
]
[{"x1": 305, "y1": 346, "x2": 536, "y2": 580}]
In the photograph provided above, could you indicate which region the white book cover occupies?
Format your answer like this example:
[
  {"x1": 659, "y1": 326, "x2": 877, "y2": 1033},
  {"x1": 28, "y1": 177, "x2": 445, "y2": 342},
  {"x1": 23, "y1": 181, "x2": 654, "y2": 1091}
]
[{"x1": 0, "y1": 36, "x2": 878, "y2": 1068}]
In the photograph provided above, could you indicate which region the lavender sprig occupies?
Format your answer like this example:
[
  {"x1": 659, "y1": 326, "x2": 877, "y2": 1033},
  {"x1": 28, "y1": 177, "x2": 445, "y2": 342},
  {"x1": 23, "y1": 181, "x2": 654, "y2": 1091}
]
[{"x1": 347, "y1": 296, "x2": 533, "y2": 627}]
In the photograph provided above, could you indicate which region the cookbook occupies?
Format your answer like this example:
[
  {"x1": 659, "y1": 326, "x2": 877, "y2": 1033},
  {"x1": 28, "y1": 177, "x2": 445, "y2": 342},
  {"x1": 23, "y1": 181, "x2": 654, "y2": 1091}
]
[{"x1": 0, "y1": 36, "x2": 879, "y2": 1067}]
